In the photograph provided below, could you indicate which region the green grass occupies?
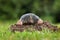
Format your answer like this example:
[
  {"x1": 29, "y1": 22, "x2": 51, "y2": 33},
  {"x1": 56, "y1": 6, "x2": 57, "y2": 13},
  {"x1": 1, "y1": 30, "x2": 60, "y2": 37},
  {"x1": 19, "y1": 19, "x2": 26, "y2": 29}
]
[{"x1": 0, "y1": 20, "x2": 60, "y2": 40}]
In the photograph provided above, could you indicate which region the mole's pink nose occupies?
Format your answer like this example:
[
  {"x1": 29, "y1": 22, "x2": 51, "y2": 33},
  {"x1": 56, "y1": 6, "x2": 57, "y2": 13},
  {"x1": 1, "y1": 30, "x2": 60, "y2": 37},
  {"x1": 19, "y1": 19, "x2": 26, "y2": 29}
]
[
  {"x1": 37, "y1": 19, "x2": 43, "y2": 25},
  {"x1": 16, "y1": 20, "x2": 23, "y2": 26}
]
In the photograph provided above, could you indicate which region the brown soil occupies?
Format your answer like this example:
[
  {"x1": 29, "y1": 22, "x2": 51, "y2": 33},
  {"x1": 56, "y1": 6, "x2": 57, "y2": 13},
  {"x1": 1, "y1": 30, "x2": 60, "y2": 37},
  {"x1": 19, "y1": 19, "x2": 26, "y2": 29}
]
[{"x1": 10, "y1": 21, "x2": 60, "y2": 32}]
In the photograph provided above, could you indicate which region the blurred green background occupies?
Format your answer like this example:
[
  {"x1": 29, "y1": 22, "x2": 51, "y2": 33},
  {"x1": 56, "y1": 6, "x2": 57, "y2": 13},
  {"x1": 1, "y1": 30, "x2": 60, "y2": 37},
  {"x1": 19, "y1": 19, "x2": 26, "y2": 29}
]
[{"x1": 0, "y1": 0, "x2": 60, "y2": 23}]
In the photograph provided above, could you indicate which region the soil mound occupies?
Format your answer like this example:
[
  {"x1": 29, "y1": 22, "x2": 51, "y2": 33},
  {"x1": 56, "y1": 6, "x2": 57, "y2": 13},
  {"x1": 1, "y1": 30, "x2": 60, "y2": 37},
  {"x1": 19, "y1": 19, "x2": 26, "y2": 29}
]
[{"x1": 10, "y1": 21, "x2": 60, "y2": 32}]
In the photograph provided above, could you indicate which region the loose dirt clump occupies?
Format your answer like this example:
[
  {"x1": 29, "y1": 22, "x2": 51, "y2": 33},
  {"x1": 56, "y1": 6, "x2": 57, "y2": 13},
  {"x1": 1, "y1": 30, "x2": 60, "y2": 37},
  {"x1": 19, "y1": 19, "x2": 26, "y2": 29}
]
[{"x1": 10, "y1": 21, "x2": 60, "y2": 32}]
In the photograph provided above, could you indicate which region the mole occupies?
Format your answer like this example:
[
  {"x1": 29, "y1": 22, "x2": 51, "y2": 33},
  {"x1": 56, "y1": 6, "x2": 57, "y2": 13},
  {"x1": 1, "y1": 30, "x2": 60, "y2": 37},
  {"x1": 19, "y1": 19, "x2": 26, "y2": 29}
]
[
  {"x1": 10, "y1": 13, "x2": 60, "y2": 32},
  {"x1": 16, "y1": 13, "x2": 43, "y2": 25}
]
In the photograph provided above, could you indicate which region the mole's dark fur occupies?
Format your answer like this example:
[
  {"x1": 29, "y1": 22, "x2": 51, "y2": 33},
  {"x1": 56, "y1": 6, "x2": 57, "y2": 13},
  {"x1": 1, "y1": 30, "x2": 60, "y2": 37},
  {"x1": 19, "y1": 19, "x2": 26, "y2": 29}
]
[{"x1": 20, "y1": 13, "x2": 40, "y2": 25}]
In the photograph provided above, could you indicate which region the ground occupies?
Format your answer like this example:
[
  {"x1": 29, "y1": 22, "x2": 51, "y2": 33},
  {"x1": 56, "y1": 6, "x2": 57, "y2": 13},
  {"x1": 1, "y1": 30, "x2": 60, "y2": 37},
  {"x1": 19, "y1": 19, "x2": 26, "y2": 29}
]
[{"x1": 0, "y1": 20, "x2": 60, "y2": 40}]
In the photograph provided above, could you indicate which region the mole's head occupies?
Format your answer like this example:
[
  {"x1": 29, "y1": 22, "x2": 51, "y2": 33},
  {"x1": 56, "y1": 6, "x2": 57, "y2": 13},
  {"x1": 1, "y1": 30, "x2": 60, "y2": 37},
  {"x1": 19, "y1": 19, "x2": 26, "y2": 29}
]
[
  {"x1": 22, "y1": 14, "x2": 34, "y2": 25},
  {"x1": 29, "y1": 15, "x2": 34, "y2": 23}
]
